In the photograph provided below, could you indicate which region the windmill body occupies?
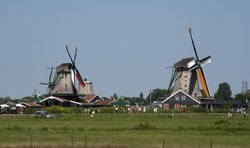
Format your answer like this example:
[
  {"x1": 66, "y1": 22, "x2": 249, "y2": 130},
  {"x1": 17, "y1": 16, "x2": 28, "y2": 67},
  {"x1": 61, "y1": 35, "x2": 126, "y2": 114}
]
[
  {"x1": 49, "y1": 63, "x2": 78, "y2": 97},
  {"x1": 171, "y1": 58, "x2": 202, "y2": 99}
]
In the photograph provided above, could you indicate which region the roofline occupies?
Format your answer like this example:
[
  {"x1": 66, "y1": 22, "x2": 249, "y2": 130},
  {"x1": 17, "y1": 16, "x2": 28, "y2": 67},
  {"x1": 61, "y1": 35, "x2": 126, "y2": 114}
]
[
  {"x1": 40, "y1": 96, "x2": 83, "y2": 106},
  {"x1": 110, "y1": 97, "x2": 130, "y2": 104},
  {"x1": 87, "y1": 94, "x2": 104, "y2": 103},
  {"x1": 162, "y1": 89, "x2": 202, "y2": 104},
  {"x1": 21, "y1": 102, "x2": 31, "y2": 107},
  {"x1": 40, "y1": 96, "x2": 65, "y2": 103},
  {"x1": 69, "y1": 100, "x2": 82, "y2": 105}
]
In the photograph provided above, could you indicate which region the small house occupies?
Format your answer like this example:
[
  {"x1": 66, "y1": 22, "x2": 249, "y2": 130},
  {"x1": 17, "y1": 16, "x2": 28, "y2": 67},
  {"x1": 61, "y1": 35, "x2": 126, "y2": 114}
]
[
  {"x1": 162, "y1": 89, "x2": 201, "y2": 110},
  {"x1": 83, "y1": 94, "x2": 104, "y2": 104},
  {"x1": 109, "y1": 97, "x2": 130, "y2": 107}
]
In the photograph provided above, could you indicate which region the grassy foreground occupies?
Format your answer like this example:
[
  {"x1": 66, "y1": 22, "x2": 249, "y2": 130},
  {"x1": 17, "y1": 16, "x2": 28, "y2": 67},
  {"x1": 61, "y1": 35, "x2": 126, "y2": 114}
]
[{"x1": 0, "y1": 113, "x2": 249, "y2": 148}]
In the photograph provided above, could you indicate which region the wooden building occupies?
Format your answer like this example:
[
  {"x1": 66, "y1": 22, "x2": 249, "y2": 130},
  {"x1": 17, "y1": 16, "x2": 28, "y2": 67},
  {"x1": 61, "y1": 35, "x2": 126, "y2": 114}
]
[{"x1": 162, "y1": 89, "x2": 201, "y2": 110}]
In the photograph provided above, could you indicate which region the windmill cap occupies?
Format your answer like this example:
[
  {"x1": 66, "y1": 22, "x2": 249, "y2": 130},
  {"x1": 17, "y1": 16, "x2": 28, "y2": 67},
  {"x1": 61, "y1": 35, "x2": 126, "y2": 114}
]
[{"x1": 174, "y1": 57, "x2": 195, "y2": 69}]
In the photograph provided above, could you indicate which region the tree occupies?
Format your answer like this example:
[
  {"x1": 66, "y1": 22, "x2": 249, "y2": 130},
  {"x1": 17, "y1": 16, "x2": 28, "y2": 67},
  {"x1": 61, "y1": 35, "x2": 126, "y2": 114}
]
[
  {"x1": 125, "y1": 96, "x2": 145, "y2": 105},
  {"x1": 235, "y1": 90, "x2": 250, "y2": 103},
  {"x1": 0, "y1": 96, "x2": 12, "y2": 104},
  {"x1": 111, "y1": 93, "x2": 118, "y2": 100},
  {"x1": 139, "y1": 92, "x2": 144, "y2": 99},
  {"x1": 214, "y1": 82, "x2": 232, "y2": 100},
  {"x1": 166, "y1": 87, "x2": 173, "y2": 97},
  {"x1": 146, "y1": 88, "x2": 167, "y2": 104}
]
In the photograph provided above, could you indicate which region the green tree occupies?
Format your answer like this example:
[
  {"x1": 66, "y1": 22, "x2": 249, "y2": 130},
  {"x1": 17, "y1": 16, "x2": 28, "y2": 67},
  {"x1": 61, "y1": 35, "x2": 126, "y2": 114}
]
[
  {"x1": 146, "y1": 88, "x2": 167, "y2": 104},
  {"x1": 139, "y1": 92, "x2": 144, "y2": 99},
  {"x1": 245, "y1": 91, "x2": 250, "y2": 101},
  {"x1": 125, "y1": 96, "x2": 145, "y2": 105},
  {"x1": 235, "y1": 90, "x2": 250, "y2": 103},
  {"x1": 0, "y1": 96, "x2": 12, "y2": 104},
  {"x1": 112, "y1": 93, "x2": 118, "y2": 100},
  {"x1": 214, "y1": 82, "x2": 232, "y2": 100}
]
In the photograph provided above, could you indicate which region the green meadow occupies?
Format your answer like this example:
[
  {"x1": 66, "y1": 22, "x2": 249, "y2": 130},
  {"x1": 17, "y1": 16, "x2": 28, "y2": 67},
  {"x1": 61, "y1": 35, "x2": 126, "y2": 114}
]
[{"x1": 0, "y1": 113, "x2": 249, "y2": 148}]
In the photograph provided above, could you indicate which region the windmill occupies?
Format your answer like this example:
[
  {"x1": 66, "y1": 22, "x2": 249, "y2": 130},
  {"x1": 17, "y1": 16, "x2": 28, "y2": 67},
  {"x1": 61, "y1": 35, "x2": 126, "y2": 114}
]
[
  {"x1": 40, "y1": 45, "x2": 85, "y2": 98},
  {"x1": 167, "y1": 28, "x2": 211, "y2": 98}
]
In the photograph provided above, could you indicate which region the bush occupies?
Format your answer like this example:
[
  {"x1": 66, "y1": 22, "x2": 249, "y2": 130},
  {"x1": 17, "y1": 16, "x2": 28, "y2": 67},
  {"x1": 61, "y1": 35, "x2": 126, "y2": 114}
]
[
  {"x1": 23, "y1": 108, "x2": 41, "y2": 114},
  {"x1": 188, "y1": 107, "x2": 207, "y2": 113},
  {"x1": 89, "y1": 107, "x2": 119, "y2": 113},
  {"x1": 45, "y1": 106, "x2": 65, "y2": 114},
  {"x1": 212, "y1": 108, "x2": 228, "y2": 113},
  {"x1": 68, "y1": 107, "x2": 82, "y2": 115}
]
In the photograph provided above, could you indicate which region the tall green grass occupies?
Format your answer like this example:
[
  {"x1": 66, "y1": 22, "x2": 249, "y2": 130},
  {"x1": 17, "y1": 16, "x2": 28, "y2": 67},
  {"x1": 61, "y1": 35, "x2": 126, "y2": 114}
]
[{"x1": 0, "y1": 113, "x2": 249, "y2": 148}]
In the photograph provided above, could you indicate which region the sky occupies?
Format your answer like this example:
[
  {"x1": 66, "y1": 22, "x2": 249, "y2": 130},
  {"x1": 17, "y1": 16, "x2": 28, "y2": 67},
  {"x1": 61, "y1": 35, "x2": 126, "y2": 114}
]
[{"x1": 1, "y1": 0, "x2": 250, "y2": 99}]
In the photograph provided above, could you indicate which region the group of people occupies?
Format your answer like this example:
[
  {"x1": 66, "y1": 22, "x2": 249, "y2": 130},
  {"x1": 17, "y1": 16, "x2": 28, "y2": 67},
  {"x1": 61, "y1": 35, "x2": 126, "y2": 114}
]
[{"x1": 228, "y1": 107, "x2": 247, "y2": 117}]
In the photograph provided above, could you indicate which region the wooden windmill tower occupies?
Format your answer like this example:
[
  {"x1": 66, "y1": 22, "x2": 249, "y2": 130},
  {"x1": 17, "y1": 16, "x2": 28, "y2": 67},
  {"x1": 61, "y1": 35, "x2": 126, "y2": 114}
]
[
  {"x1": 40, "y1": 45, "x2": 86, "y2": 98},
  {"x1": 168, "y1": 28, "x2": 212, "y2": 99}
]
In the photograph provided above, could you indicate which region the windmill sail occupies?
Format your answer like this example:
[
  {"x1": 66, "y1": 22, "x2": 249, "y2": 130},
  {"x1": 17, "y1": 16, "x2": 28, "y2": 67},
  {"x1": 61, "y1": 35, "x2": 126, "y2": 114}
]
[
  {"x1": 197, "y1": 68, "x2": 210, "y2": 97},
  {"x1": 188, "y1": 28, "x2": 211, "y2": 98},
  {"x1": 76, "y1": 71, "x2": 85, "y2": 88},
  {"x1": 66, "y1": 45, "x2": 85, "y2": 88}
]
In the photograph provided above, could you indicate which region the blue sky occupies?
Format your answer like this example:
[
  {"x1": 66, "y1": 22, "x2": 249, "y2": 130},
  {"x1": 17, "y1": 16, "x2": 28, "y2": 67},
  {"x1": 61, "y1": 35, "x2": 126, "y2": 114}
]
[{"x1": 1, "y1": 0, "x2": 250, "y2": 99}]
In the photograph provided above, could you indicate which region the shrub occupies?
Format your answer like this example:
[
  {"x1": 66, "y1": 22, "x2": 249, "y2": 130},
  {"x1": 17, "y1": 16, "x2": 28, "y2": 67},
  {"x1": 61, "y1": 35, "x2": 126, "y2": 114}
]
[
  {"x1": 188, "y1": 106, "x2": 207, "y2": 113},
  {"x1": 69, "y1": 107, "x2": 83, "y2": 115},
  {"x1": 212, "y1": 108, "x2": 228, "y2": 113},
  {"x1": 23, "y1": 108, "x2": 41, "y2": 114},
  {"x1": 45, "y1": 106, "x2": 64, "y2": 114}
]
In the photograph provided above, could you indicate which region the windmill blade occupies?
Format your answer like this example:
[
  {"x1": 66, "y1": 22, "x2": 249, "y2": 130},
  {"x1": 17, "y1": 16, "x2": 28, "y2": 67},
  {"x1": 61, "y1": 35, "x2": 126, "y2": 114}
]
[
  {"x1": 76, "y1": 69, "x2": 85, "y2": 88},
  {"x1": 74, "y1": 47, "x2": 78, "y2": 64},
  {"x1": 187, "y1": 59, "x2": 200, "y2": 71},
  {"x1": 71, "y1": 69, "x2": 75, "y2": 85},
  {"x1": 188, "y1": 28, "x2": 200, "y2": 61},
  {"x1": 197, "y1": 68, "x2": 210, "y2": 97},
  {"x1": 47, "y1": 67, "x2": 54, "y2": 84},
  {"x1": 187, "y1": 59, "x2": 196, "y2": 69},
  {"x1": 48, "y1": 73, "x2": 63, "y2": 95},
  {"x1": 39, "y1": 81, "x2": 49, "y2": 85},
  {"x1": 189, "y1": 71, "x2": 198, "y2": 96},
  {"x1": 188, "y1": 63, "x2": 199, "y2": 71},
  {"x1": 200, "y1": 56, "x2": 212, "y2": 67},
  {"x1": 73, "y1": 47, "x2": 78, "y2": 86},
  {"x1": 66, "y1": 44, "x2": 85, "y2": 88},
  {"x1": 175, "y1": 71, "x2": 183, "y2": 81},
  {"x1": 167, "y1": 68, "x2": 177, "y2": 92},
  {"x1": 66, "y1": 44, "x2": 75, "y2": 66}
]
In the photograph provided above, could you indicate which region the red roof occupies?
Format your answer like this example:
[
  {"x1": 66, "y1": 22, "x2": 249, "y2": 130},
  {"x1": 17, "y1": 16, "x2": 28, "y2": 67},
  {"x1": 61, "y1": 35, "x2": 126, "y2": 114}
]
[
  {"x1": 83, "y1": 94, "x2": 96, "y2": 102},
  {"x1": 94, "y1": 100, "x2": 112, "y2": 106},
  {"x1": 21, "y1": 102, "x2": 41, "y2": 108}
]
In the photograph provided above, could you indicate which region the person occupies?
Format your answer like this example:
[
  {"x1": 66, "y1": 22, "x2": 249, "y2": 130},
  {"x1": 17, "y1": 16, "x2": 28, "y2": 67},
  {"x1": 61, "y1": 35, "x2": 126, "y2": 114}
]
[
  {"x1": 115, "y1": 106, "x2": 118, "y2": 113},
  {"x1": 90, "y1": 110, "x2": 95, "y2": 118}
]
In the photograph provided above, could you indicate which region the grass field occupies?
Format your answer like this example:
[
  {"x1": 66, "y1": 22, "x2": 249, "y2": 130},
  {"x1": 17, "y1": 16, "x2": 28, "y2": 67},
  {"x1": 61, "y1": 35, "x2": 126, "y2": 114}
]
[{"x1": 0, "y1": 113, "x2": 249, "y2": 148}]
